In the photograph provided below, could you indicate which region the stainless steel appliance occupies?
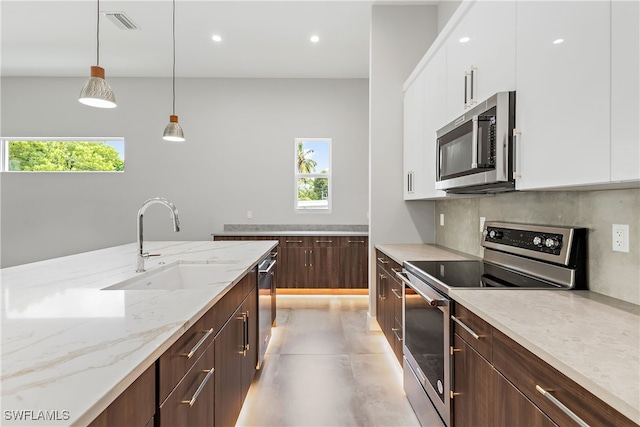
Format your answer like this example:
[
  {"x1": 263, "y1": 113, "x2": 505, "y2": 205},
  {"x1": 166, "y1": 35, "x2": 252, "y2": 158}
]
[
  {"x1": 436, "y1": 91, "x2": 516, "y2": 194},
  {"x1": 397, "y1": 221, "x2": 587, "y2": 426},
  {"x1": 257, "y1": 251, "x2": 277, "y2": 369}
]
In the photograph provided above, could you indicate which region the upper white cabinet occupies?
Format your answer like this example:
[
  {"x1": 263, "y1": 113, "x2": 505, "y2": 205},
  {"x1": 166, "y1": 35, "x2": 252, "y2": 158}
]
[
  {"x1": 403, "y1": 68, "x2": 427, "y2": 199},
  {"x1": 515, "y1": 1, "x2": 612, "y2": 190},
  {"x1": 610, "y1": 0, "x2": 639, "y2": 183},
  {"x1": 445, "y1": 1, "x2": 516, "y2": 122}
]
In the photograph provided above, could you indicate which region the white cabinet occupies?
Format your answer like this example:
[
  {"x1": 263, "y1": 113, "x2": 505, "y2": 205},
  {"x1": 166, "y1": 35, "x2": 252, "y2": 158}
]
[
  {"x1": 403, "y1": 68, "x2": 426, "y2": 200},
  {"x1": 403, "y1": 47, "x2": 449, "y2": 200},
  {"x1": 445, "y1": 1, "x2": 516, "y2": 122},
  {"x1": 610, "y1": 0, "x2": 640, "y2": 183},
  {"x1": 515, "y1": 1, "x2": 611, "y2": 190}
]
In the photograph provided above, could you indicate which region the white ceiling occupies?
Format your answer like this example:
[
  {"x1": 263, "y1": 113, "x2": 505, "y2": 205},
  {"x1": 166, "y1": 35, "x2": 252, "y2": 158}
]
[{"x1": 1, "y1": 0, "x2": 436, "y2": 79}]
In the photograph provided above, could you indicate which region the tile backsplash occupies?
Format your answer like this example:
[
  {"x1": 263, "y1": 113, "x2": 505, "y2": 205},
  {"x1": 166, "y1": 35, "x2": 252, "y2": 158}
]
[{"x1": 435, "y1": 188, "x2": 640, "y2": 305}]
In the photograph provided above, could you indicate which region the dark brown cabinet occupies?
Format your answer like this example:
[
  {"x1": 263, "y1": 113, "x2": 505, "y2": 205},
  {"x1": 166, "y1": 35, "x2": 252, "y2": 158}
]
[
  {"x1": 88, "y1": 365, "x2": 155, "y2": 427},
  {"x1": 215, "y1": 234, "x2": 368, "y2": 289},
  {"x1": 375, "y1": 249, "x2": 403, "y2": 364},
  {"x1": 452, "y1": 303, "x2": 636, "y2": 427},
  {"x1": 214, "y1": 279, "x2": 258, "y2": 427}
]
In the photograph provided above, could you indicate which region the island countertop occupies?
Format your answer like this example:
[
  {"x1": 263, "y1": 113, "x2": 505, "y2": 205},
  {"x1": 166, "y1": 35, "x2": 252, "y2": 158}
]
[{"x1": 0, "y1": 240, "x2": 277, "y2": 426}]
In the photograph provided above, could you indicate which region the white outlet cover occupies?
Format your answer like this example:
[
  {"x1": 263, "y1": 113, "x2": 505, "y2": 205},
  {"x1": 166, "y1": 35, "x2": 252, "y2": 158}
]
[
  {"x1": 612, "y1": 224, "x2": 630, "y2": 253},
  {"x1": 440, "y1": 214, "x2": 445, "y2": 226}
]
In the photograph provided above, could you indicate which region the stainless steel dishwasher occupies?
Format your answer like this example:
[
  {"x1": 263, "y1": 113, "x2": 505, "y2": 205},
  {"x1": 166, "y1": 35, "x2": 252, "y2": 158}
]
[{"x1": 257, "y1": 252, "x2": 276, "y2": 368}]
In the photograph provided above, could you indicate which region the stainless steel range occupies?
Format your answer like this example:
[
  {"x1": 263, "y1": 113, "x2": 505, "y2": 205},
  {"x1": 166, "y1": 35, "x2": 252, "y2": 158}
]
[{"x1": 397, "y1": 221, "x2": 587, "y2": 427}]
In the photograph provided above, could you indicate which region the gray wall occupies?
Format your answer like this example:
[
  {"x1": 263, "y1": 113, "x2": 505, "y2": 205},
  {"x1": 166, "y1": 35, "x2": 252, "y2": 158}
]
[
  {"x1": 369, "y1": 5, "x2": 439, "y2": 321},
  {"x1": 436, "y1": 189, "x2": 640, "y2": 305},
  {"x1": 437, "y1": 0, "x2": 462, "y2": 33},
  {"x1": 1, "y1": 77, "x2": 369, "y2": 267}
]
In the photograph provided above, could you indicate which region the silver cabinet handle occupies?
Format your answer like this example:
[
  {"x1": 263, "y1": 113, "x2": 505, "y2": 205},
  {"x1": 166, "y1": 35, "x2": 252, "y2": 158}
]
[
  {"x1": 183, "y1": 328, "x2": 214, "y2": 359},
  {"x1": 309, "y1": 249, "x2": 313, "y2": 267},
  {"x1": 286, "y1": 240, "x2": 303, "y2": 243},
  {"x1": 304, "y1": 250, "x2": 307, "y2": 267},
  {"x1": 181, "y1": 368, "x2": 214, "y2": 407},
  {"x1": 535, "y1": 385, "x2": 590, "y2": 427},
  {"x1": 451, "y1": 316, "x2": 480, "y2": 340},
  {"x1": 513, "y1": 128, "x2": 522, "y2": 179},
  {"x1": 315, "y1": 240, "x2": 333, "y2": 243},
  {"x1": 390, "y1": 287, "x2": 402, "y2": 299},
  {"x1": 348, "y1": 240, "x2": 365, "y2": 243},
  {"x1": 464, "y1": 71, "x2": 469, "y2": 107},
  {"x1": 470, "y1": 66, "x2": 476, "y2": 104},
  {"x1": 377, "y1": 257, "x2": 388, "y2": 264},
  {"x1": 378, "y1": 274, "x2": 386, "y2": 299},
  {"x1": 471, "y1": 115, "x2": 479, "y2": 168},
  {"x1": 392, "y1": 327, "x2": 403, "y2": 342}
]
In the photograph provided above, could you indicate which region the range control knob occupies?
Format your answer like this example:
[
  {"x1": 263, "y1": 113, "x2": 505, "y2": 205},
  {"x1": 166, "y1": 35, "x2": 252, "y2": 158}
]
[
  {"x1": 532, "y1": 236, "x2": 543, "y2": 246},
  {"x1": 488, "y1": 229, "x2": 503, "y2": 239},
  {"x1": 545, "y1": 237, "x2": 560, "y2": 249}
]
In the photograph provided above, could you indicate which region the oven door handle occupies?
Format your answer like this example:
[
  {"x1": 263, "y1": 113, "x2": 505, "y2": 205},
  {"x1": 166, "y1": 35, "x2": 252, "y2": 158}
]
[{"x1": 395, "y1": 270, "x2": 441, "y2": 308}]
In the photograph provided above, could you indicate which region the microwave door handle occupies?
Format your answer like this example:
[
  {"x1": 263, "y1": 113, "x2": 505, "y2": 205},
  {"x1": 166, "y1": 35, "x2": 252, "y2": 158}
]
[{"x1": 471, "y1": 115, "x2": 479, "y2": 169}]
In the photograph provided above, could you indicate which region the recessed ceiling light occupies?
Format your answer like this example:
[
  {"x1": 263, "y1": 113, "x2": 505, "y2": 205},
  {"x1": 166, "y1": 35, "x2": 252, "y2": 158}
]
[
  {"x1": 459, "y1": 37, "x2": 470, "y2": 43},
  {"x1": 553, "y1": 38, "x2": 564, "y2": 45},
  {"x1": 310, "y1": 35, "x2": 320, "y2": 43},
  {"x1": 212, "y1": 35, "x2": 222, "y2": 42}
]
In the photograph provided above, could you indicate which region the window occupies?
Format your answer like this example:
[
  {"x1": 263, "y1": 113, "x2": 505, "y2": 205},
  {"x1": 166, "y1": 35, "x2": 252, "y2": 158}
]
[
  {"x1": 295, "y1": 138, "x2": 331, "y2": 212},
  {"x1": 0, "y1": 138, "x2": 125, "y2": 172}
]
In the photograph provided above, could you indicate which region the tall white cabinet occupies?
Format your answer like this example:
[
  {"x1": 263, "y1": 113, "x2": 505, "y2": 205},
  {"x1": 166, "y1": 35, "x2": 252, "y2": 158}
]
[{"x1": 515, "y1": 1, "x2": 612, "y2": 190}]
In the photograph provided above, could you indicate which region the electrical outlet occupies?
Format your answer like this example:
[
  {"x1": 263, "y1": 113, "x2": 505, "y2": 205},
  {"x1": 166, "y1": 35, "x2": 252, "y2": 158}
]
[
  {"x1": 247, "y1": 211, "x2": 252, "y2": 219},
  {"x1": 440, "y1": 214, "x2": 445, "y2": 226},
  {"x1": 612, "y1": 224, "x2": 629, "y2": 253},
  {"x1": 480, "y1": 217, "x2": 486, "y2": 233}
]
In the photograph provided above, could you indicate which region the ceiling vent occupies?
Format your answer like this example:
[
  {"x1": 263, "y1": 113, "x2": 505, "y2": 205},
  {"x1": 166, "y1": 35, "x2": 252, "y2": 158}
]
[{"x1": 103, "y1": 12, "x2": 140, "y2": 30}]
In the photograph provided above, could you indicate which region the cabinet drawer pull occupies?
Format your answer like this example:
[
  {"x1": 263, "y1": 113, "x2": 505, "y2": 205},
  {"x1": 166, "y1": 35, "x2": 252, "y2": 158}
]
[
  {"x1": 315, "y1": 240, "x2": 333, "y2": 243},
  {"x1": 451, "y1": 316, "x2": 480, "y2": 340},
  {"x1": 286, "y1": 240, "x2": 303, "y2": 243},
  {"x1": 377, "y1": 257, "x2": 388, "y2": 264},
  {"x1": 390, "y1": 287, "x2": 402, "y2": 299},
  {"x1": 184, "y1": 328, "x2": 214, "y2": 359},
  {"x1": 348, "y1": 240, "x2": 365, "y2": 243},
  {"x1": 535, "y1": 385, "x2": 590, "y2": 427},
  {"x1": 181, "y1": 368, "x2": 215, "y2": 407},
  {"x1": 391, "y1": 327, "x2": 403, "y2": 342}
]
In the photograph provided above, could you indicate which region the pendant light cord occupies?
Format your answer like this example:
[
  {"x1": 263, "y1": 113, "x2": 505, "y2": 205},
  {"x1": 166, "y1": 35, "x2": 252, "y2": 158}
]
[
  {"x1": 172, "y1": 0, "x2": 176, "y2": 115},
  {"x1": 96, "y1": 0, "x2": 100, "y2": 66}
]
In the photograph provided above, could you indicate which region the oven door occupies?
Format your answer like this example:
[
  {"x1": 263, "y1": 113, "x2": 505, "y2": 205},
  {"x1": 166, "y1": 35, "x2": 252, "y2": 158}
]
[{"x1": 400, "y1": 271, "x2": 451, "y2": 426}]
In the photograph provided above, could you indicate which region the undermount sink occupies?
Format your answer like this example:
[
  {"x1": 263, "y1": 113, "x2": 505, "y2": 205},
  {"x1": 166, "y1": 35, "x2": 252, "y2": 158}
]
[{"x1": 103, "y1": 263, "x2": 228, "y2": 291}]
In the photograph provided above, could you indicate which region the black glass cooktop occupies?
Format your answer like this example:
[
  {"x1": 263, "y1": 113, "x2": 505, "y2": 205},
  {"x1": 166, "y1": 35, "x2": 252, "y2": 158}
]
[{"x1": 404, "y1": 260, "x2": 563, "y2": 292}]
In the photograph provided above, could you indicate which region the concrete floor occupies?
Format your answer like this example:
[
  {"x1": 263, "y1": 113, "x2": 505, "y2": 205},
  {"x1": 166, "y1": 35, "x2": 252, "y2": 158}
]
[{"x1": 236, "y1": 295, "x2": 437, "y2": 427}]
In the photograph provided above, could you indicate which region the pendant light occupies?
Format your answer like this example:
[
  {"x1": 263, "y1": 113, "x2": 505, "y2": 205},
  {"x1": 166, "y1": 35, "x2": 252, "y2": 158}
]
[
  {"x1": 79, "y1": 0, "x2": 116, "y2": 108},
  {"x1": 163, "y1": 0, "x2": 185, "y2": 141}
]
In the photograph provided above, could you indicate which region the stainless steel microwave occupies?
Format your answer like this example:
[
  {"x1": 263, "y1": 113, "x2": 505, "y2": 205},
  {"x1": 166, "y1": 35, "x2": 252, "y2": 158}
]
[{"x1": 436, "y1": 91, "x2": 516, "y2": 194}]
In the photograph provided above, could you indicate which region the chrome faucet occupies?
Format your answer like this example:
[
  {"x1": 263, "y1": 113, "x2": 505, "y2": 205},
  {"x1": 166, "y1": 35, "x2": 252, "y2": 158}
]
[{"x1": 136, "y1": 197, "x2": 180, "y2": 272}]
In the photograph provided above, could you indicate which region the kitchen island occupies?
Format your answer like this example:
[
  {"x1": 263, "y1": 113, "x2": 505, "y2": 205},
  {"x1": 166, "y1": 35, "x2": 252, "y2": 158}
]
[{"x1": 0, "y1": 240, "x2": 277, "y2": 426}]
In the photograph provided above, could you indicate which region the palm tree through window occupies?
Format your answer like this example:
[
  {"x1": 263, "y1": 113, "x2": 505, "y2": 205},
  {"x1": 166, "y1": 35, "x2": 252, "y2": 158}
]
[{"x1": 295, "y1": 138, "x2": 331, "y2": 212}]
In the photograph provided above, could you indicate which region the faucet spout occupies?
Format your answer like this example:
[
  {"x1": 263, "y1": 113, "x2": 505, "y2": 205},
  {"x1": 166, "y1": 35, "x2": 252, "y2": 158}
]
[{"x1": 136, "y1": 197, "x2": 180, "y2": 272}]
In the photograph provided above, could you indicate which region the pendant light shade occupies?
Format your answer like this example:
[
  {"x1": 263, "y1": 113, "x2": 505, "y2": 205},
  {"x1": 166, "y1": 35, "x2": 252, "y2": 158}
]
[
  {"x1": 79, "y1": 0, "x2": 116, "y2": 108},
  {"x1": 79, "y1": 66, "x2": 116, "y2": 108},
  {"x1": 163, "y1": 115, "x2": 185, "y2": 141},
  {"x1": 163, "y1": 0, "x2": 185, "y2": 141}
]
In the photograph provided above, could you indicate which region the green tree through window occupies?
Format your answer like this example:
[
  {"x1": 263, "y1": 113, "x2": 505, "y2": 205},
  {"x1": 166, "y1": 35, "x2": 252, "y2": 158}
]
[
  {"x1": 6, "y1": 140, "x2": 124, "y2": 172},
  {"x1": 295, "y1": 138, "x2": 331, "y2": 211}
]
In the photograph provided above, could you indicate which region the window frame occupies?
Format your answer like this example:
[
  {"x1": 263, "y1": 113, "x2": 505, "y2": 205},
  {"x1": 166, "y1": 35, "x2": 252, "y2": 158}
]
[
  {"x1": 294, "y1": 137, "x2": 332, "y2": 214},
  {"x1": 0, "y1": 137, "x2": 125, "y2": 173}
]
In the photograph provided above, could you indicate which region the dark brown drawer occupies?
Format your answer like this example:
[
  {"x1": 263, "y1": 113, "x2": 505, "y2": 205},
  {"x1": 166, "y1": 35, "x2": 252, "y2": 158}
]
[
  {"x1": 493, "y1": 329, "x2": 636, "y2": 427},
  {"x1": 452, "y1": 304, "x2": 493, "y2": 362},
  {"x1": 158, "y1": 341, "x2": 215, "y2": 427},
  {"x1": 338, "y1": 236, "x2": 367, "y2": 247},
  {"x1": 279, "y1": 236, "x2": 312, "y2": 247},
  {"x1": 158, "y1": 308, "x2": 215, "y2": 404}
]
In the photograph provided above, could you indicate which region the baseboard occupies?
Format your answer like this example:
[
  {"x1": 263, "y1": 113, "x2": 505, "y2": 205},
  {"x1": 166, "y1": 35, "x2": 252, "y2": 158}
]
[{"x1": 276, "y1": 288, "x2": 369, "y2": 295}]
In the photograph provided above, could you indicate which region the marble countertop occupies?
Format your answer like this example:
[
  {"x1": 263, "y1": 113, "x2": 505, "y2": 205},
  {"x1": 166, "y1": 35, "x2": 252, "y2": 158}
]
[
  {"x1": 0, "y1": 240, "x2": 277, "y2": 427},
  {"x1": 375, "y1": 243, "x2": 478, "y2": 264},
  {"x1": 374, "y1": 244, "x2": 639, "y2": 423},
  {"x1": 213, "y1": 231, "x2": 369, "y2": 237},
  {"x1": 450, "y1": 289, "x2": 640, "y2": 424}
]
